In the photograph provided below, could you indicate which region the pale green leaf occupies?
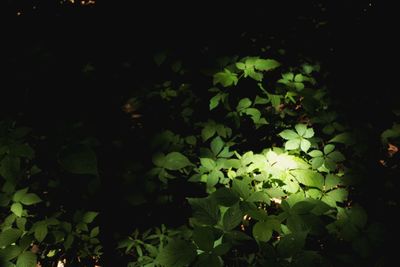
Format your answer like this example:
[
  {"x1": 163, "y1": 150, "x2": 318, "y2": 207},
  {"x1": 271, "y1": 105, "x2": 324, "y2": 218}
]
[
  {"x1": 295, "y1": 124, "x2": 307, "y2": 136},
  {"x1": 200, "y1": 158, "x2": 216, "y2": 171},
  {"x1": 303, "y1": 128, "x2": 314, "y2": 138},
  {"x1": 285, "y1": 139, "x2": 301, "y2": 150},
  {"x1": 254, "y1": 59, "x2": 280, "y2": 71},
  {"x1": 300, "y1": 139, "x2": 311, "y2": 152},
  {"x1": 213, "y1": 69, "x2": 238, "y2": 87},
  {"x1": 291, "y1": 169, "x2": 324, "y2": 189},
  {"x1": 209, "y1": 94, "x2": 222, "y2": 110},
  {"x1": 279, "y1": 130, "x2": 298, "y2": 140},
  {"x1": 11, "y1": 203, "x2": 23, "y2": 217},
  {"x1": 308, "y1": 150, "x2": 323, "y2": 157},
  {"x1": 20, "y1": 194, "x2": 41, "y2": 206},
  {"x1": 324, "y1": 174, "x2": 341, "y2": 191}
]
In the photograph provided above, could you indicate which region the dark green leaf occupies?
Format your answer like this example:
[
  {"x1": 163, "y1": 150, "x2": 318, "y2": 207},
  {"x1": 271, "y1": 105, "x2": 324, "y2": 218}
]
[
  {"x1": 0, "y1": 245, "x2": 21, "y2": 261},
  {"x1": 327, "y1": 151, "x2": 345, "y2": 162},
  {"x1": 200, "y1": 158, "x2": 216, "y2": 171},
  {"x1": 277, "y1": 231, "x2": 307, "y2": 257},
  {"x1": 34, "y1": 222, "x2": 47, "y2": 242},
  {"x1": 0, "y1": 155, "x2": 20, "y2": 181},
  {"x1": 202, "y1": 124, "x2": 216, "y2": 142},
  {"x1": 188, "y1": 197, "x2": 220, "y2": 225},
  {"x1": 213, "y1": 242, "x2": 231, "y2": 256},
  {"x1": 329, "y1": 132, "x2": 355, "y2": 145},
  {"x1": 323, "y1": 144, "x2": 335, "y2": 154},
  {"x1": 156, "y1": 239, "x2": 197, "y2": 267},
  {"x1": 58, "y1": 145, "x2": 98, "y2": 175},
  {"x1": 232, "y1": 179, "x2": 251, "y2": 200},
  {"x1": 324, "y1": 174, "x2": 341, "y2": 191},
  {"x1": 223, "y1": 203, "x2": 243, "y2": 231},
  {"x1": 311, "y1": 157, "x2": 324, "y2": 169},
  {"x1": 82, "y1": 211, "x2": 99, "y2": 224},
  {"x1": 194, "y1": 253, "x2": 221, "y2": 267},
  {"x1": 349, "y1": 205, "x2": 368, "y2": 228},
  {"x1": 211, "y1": 188, "x2": 239, "y2": 207},
  {"x1": 163, "y1": 152, "x2": 192, "y2": 170},
  {"x1": 322, "y1": 189, "x2": 348, "y2": 207},
  {"x1": 247, "y1": 191, "x2": 270, "y2": 205},
  {"x1": 90, "y1": 226, "x2": 100, "y2": 238},
  {"x1": 211, "y1": 137, "x2": 224, "y2": 156},
  {"x1": 291, "y1": 201, "x2": 315, "y2": 214},
  {"x1": 253, "y1": 221, "x2": 273, "y2": 242},
  {"x1": 0, "y1": 228, "x2": 22, "y2": 247},
  {"x1": 16, "y1": 251, "x2": 36, "y2": 267},
  {"x1": 193, "y1": 227, "x2": 214, "y2": 252}
]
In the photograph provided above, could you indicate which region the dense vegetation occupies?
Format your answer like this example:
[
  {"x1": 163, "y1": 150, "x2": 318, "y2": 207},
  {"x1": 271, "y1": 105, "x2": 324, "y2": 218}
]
[{"x1": 1, "y1": 1, "x2": 399, "y2": 266}]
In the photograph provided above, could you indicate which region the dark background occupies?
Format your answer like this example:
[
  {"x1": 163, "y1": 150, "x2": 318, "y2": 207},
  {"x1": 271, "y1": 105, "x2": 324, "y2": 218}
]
[{"x1": 2, "y1": 0, "x2": 398, "y2": 264}]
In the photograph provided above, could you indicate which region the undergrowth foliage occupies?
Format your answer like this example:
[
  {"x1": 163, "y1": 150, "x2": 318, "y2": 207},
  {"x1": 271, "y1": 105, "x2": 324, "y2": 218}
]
[
  {"x1": 117, "y1": 54, "x2": 385, "y2": 266},
  {"x1": 0, "y1": 51, "x2": 390, "y2": 266}
]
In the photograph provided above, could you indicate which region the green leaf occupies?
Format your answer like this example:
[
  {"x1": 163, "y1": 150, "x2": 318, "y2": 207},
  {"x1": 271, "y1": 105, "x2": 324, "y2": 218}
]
[
  {"x1": 295, "y1": 124, "x2": 307, "y2": 136},
  {"x1": 16, "y1": 218, "x2": 26, "y2": 231},
  {"x1": 279, "y1": 130, "x2": 298, "y2": 140},
  {"x1": 223, "y1": 203, "x2": 243, "y2": 231},
  {"x1": 0, "y1": 245, "x2": 21, "y2": 261},
  {"x1": 207, "y1": 170, "x2": 221, "y2": 187},
  {"x1": 156, "y1": 239, "x2": 197, "y2": 267},
  {"x1": 285, "y1": 139, "x2": 301, "y2": 150},
  {"x1": 277, "y1": 231, "x2": 307, "y2": 257},
  {"x1": 211, "y1": 137, "x2": 224, "y2": 156},
  {"x1": 58, "y1": 145, "x2": 98, "y2": 175},
  {"x1": 254, "y1": 59, "x2": 280, "y2": 71},
  {"x1": 0, "y1": 228, "x2": 22, "y2": 247},
  {"x1": 235, "y1": 62, "x2": 246, "y2": 70},
  {"x1": 291, "y1": 169, "x2": 324, "y2": 189},
  {"x1": 16, "y1": 251, "x2": 36, "y2": 267},
  {"x1": 11, "y1": 203, "x2": 23, "y2": 217},
  {"x1": 90, "y1": 226, "x2": 100, "y2": 238},
  {"x1": 252, "y1": 221, "x2": 273, "y2": 242},
  {"x1": 193, "y1": 227, "x2": 214, "y2": 252},
  {"x1": 209, "y1": 94, "x2": 222, "y2": 110},
  {"x1": 324, "y1": 174, "x2": 341, "y2": 191},
  {"x1": 327, "y1": 151, "x2": 345, "y2": 162},
  {"x1": 20, "y1": 194, "x2": 41, "y2": 206},
  {"x1": 291, "y1": 201, "x2": 315, "y2": 214},
  {"x1": 294, "y1": 74, "x2": 305, "y2": 82},
  {"x1": 34, "y1": 222, "x2": 48, "y2": 242},
  {"x1": 268, "y1": 94, "x2": 281, "y2": 110},
  {"x1": 163, "y1": 152, "x2": 192, "y2": 170},
  {"x1": 82, "y1": 211, "x2": 99, "y2": 224},
  {"x1": 349, "y1": 205, "x2": 368, "y2": 228},
  {"x1": 9, "y1": 144, "x2": 34, "y2": 159},
  {"x1": 213, "y1": 69, "x2": 238, "y2": 87},
  {"x1": 188, "y1": 197, "x2": 220, "y2": 225},
  {"x1": 323, "y1": 144, "x2": 335, "y2": 154},
  {"x1": 247, "y1": 191, "x2": 270, "y2": 205},
  {"x1": 244, "y1": 108, "x2": 261, "y2": 123},
  {"x1": 153, "y1": 51, "x2": 167, "y2": 66},
  {"x1": 322, "y1": 188, "x2": 348, "y2": 207},
  {"x1": 308, "y1": 150, "x2": 323, "y2": 157},
  {"x1": 232, "y1": 179, "x2": 251, "y2": 200},
  {"x1": 64, "y1": 234, "x2": 74, "y2": 250},
  {"x1": 12, "y1": 188, "x2": 28, "y2": 203},
  {"x1": 0, "y1": 155, "x2": 20, "y2": 181},
  {"x1": 200, "y1": 158, "x2": 216, "y2": 171},
  {"x1": 211, "y1": 188, "x2": 239, "y2": 207},
  {"x1": 236, "y1": 98, "x2": 252, "y2": 111},
  {"x1": 194, "y1": 253, "x2": 221, "y2": 267},
  {"x1": 300, "y1": 139, "x2": 311, "y2": 152},
  {"x1": 303, "y1": 128, "x2": 314, "y2": 138},
  {"x1": 329, "y1": 132, "x2": 355, "y2": 145}
]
